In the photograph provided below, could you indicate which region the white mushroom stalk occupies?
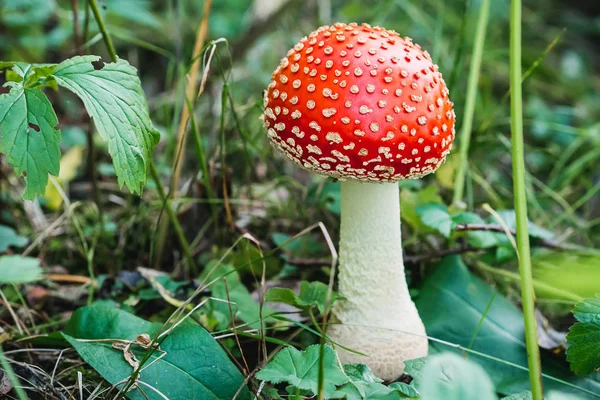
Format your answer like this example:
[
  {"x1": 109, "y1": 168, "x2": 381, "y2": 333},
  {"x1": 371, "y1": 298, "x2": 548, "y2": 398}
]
[{"x1": 329, "y1": 181, "x2": 428, "y2": 380}]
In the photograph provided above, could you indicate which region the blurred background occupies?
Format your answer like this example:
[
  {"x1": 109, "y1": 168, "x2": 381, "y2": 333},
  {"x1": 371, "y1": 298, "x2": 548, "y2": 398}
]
[{"x1": 1, "y1": 0, "x2": 600, "y2": 397}]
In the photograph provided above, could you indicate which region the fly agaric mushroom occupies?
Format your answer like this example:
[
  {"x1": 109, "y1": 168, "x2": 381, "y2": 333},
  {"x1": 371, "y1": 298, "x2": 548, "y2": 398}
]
[{"x1": 261, "y1": 22, "x2": 455, "y2": 380}]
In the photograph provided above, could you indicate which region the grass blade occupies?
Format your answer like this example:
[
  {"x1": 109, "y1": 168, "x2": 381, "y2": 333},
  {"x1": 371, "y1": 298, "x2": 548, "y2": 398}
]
[
  {"x1": 510, "y1": 0, "x2": 544, "y2": 398},
  {"x1": 452, "y1": 0, "x2": 491, "y2": 207}
]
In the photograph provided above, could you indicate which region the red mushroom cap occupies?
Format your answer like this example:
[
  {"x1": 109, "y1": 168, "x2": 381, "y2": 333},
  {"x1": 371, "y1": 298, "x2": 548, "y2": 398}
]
[{"x1": 261, "y1": 23, "x2": 456, "y2": 181}]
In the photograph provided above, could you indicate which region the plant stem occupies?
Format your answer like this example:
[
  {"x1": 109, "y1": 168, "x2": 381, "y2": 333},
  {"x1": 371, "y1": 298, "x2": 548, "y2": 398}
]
[
  {"x1": 149, "y1": 163, "x2": 198, "y2": 275},
  {"x1": 87, "y1": 0, "x2": 117, "y2": 62},
  {"x1": 452, "y1": 0, "x2": 491, "y2": 207},
  {"x1": 510, "y1": 0, "x2": 544, "y2": 398},
  {"x1": 87, "y1": 0, "x2": 197, "y2": 275},
  {"x1": 74, "y1": 1, "x2": 105, "y2": 233},
  {"x1": 155, "y1": 0, "x2": 213, "y2": 266}
]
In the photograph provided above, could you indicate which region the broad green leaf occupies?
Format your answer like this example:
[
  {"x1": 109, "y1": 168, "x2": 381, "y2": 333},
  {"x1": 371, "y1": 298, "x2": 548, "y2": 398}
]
[
  {"x1": 256, "y1": 345, "x2": 348, "y2": 399},
  {"x1": 201, "y1": 262, "x2": 274, "y2": 330},
  {"x1": 547, "y1": 391, "x2": 584, "y2": 400},
  {"x1": 415, "y1": 256, "x2": 600, "y2": 398},
  {"x1": 0, "y1": 225, "x2": 28, "y2": 252},
  {"x1": 306, "y1": 179, "x2": 341, "y2": 215},
  {"x1": 566, "y1": 295, "x2": 600, "y2": 375},
  {"x1": 104, "y1": 0, "x2": 162, "y2": 29},
  {"x1": 52, "y1": 56, "x2": 159, "y2": 194},
  {"x1": 266, "y1": 281, "x2": 342, "y2": 314},
  {"x1": 388, "y1": 382, "x2": 420, "y2": 398},
  {"x1": 400, "y1": 186, "x2": 443, "y2": 230},
  {"x1": 333, "y1": 364, "x2": 419, "y2": 399},
  {"x1": 0, "y1": 0, "x2": 55, "y2": 27},
  {"x1": 533, "y1": 251, "x2": 600, "y2": 300},
  {"x1": 62, "y1": 306, "x2": 250, "y2": 400},
  {"x1": 0, "y1": 79, "x2": 61, "y2": 199},
  {"x1": 452, "y1": 212, "x2": 498, "y2": 249},
  {"x1": 403, "y1": 357, "x2": 427, "y2": 381},
  {"x1": 418, "y1": 353, "x2": 496, "y2": 400},
  {"x1": 0, "y1": 255, "x2": 42, "y2": 284},
  {"x1": 502, "y1": 391, "x2": 532, "y2": 400},
  {"x1": 416, "y1": 203, "x2": 453, "y2": 238}
]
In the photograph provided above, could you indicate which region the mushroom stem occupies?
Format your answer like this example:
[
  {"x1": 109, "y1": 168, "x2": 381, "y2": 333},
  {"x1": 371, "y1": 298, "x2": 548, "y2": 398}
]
[{"x1": 330, "y1": 180, "x2": 428, "y2": 380}]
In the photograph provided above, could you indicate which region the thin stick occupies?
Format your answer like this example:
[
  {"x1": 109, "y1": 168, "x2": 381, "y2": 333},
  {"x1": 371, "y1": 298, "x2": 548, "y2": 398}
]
[
  {"x1": 452, "y1": 0, "x2": 491, "y2": 207},
  {"x1": 510, "y1": 0, "x2": 544, "y2": 398}
]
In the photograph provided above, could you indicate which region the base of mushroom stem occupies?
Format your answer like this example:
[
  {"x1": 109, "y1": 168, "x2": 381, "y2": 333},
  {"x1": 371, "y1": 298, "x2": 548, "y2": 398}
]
[{"x1": 327, "y1": 320, "x2": 428, "y2": 381}]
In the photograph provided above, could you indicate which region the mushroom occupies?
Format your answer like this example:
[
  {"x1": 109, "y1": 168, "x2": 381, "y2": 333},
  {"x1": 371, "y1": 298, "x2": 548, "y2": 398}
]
[{"x1": 261, "y1": 22, "x2": 455, "y2": 380}]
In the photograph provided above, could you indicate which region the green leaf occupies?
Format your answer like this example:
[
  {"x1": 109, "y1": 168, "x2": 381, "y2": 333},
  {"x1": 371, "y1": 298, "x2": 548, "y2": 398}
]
[
  {"x1": 334, "y1": 364, "x2": 413, "y2": 400},
  {"x1": 256, "y1": 345, "x2": 348, "y2": 399},
  {"x1": 0, "y1": 0, "x2": 55, "y2": 27},
  {"x1": 533, "y1": 251, "x2": 600, "y2": 300},
  {"x1": 0, "y1": 78, "x2": 61, "y2": 199},
  {"x1": 0, "y1": 255, "x2": 42, "y2": 284},
  {"x1": 52, "y1": 56, "x2": 159, "y2": 194},
  {"x1": 415, "y1": 256, "x2": 600, "y2": 398},
  {"x1": 502, "y1": 391, "x2": 532, "y2": 400},
  {"x1": 416, "y1": 203, "x2": 453, "y2": 238},
  {"x1": 201, "y1": 262, "x2": 273, "y2": 330},
  {"x1": 418, "y1": 353, "x2": 496, "y2": 400},
  {"x1": 566, "y1": 295, "x2": 600, "y2": 375},
  {"x1": 403, "y1": 357, "x2": 427, "y2": 381},
  {"x1": 489, "y1": 210, "x2": 554, "y2": 240},
  {"x1": 103, "y1": 0, "x2": 162, "y2": 29},
  {"x1": 266, "y1": 281, "x2": 342, "y2": 314},
  {"x1": 388, "y1": 382, "x2": 420, "y2": 398},
  {"x1": 452, "y1": 212, "x2": 498, "y2": 248},
  {"x1": 0, "y1": 225, "x2": 28, "y2": 252},
  {"x1": 400, "y1": 186, "x2": 443, "y2": 230},
  {"x1": 62, "y1": 306, "x2": 250, "y2": 400}
]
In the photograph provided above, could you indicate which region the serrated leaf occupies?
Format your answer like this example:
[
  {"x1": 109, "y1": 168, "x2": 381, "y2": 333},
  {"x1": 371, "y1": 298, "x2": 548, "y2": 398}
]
[
  {"x1": 388, "y1": 382, "x2": 420, "y2": 398},
  {"x1": 566, "y1": 295, "x2": 600, "y2": 375},
  {"x1": 404, "y1": 357, "x2": 427, "y2": 381},
  {"x1": 52, "y1": 56, "x2": 159, "y2": 194},
  {"x1": 416, "y1": 203, "x2": 453, "y2": 238},
  {"x1": 419, "y1": 353, "x2": 497, "y2": 400},
  {"x1": 0, "y1": 79, "x2": 61, "y2": 199},
  {"x1": 63, "y1": 305, "x2": 251, "y2": 400},
  {"x1": 333, "y1": 364, "x2": 418, "y2": 399},
  {"x1": 256, "y1": 345, "x2": 348, "y2": 399},
  {"x1": 0, "y1": 255, "x2": 42, "y2": 284},
  {"x1": 0, "y1": 225, "x2": 28, "y2": 252},
  {"x1": 266, "y1": 281, "x2": 342, "y2": 314}
]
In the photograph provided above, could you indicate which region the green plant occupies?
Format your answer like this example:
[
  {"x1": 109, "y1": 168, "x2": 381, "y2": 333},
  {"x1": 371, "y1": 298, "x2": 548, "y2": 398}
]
[
  {"x1": 509, "y1": 0, "x2": 544, "y2": 398},
  {"x1": 0, "y1": 56, "x2": 158, "y2": 199}
]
